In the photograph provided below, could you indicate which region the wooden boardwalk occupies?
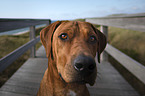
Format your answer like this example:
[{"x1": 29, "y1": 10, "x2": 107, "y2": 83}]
[
  {"x1": 0, "y1": 46, "x2": 47, "y2": 96},
  {"x1": 0, "y1": 46, "x2": 139, "y2": 96},
  {"x1": 87, "y1": 62, "x2": 139, "y2": 96}
]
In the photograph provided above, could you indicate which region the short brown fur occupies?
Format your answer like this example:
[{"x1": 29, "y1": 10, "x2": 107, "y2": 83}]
[{"x1": 37, "y1": 21, "x2": 106, "y2": 96}]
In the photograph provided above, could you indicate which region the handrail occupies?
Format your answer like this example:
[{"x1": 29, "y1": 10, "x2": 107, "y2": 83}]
[
  {"x1": 0, "y1": 36, "x2": 40, "y2": 72},
  {"x1": 0, "y1": 19, "x2": 51, "y2": 32},
  {"x1": 86, "y1": 14, "x2": 145, "y2": 86},
  {"x1": 0, "y1": 19, "x2": 51, "y2": 72},
  {"x1": 105, "y1": 44, "x2": 145, "y2": 84},
  {"x1": 86, "y1": 14, "x2": 145, "y2": 32}
]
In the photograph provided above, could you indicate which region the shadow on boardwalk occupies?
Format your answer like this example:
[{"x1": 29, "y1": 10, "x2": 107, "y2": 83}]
[{"x1": 0, "y1": 46, "x2": 139, "y2": 96}]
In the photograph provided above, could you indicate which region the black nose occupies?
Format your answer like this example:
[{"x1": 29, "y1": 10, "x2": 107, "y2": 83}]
[{"x1": 74, "y1": 55, "x2": 96, "y2": 74}]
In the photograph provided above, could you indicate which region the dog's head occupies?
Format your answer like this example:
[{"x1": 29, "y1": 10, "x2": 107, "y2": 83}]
[{"x1": 40, "y1": 21, "x2": 106, "y2": 86}]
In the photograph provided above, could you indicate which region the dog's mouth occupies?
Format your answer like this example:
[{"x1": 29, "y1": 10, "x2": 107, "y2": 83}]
[
  {"x1": 59, "y1": 73, "x2": 88, "y2": 85},
  {"x1": 59, "y1": 73, "x2": 66, "y2": 83}
]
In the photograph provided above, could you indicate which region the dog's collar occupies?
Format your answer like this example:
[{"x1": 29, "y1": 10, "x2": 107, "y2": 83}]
[{"x1": 59, "y1": 73, "x2": 66, "y2": 83}]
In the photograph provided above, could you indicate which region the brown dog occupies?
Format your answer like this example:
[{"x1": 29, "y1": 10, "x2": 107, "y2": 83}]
[{"x1": 37, "y1": 21, "x2": 106, "y2": 96}]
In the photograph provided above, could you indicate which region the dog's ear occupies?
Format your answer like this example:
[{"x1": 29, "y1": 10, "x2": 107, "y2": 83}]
[
  {"x1": 91, "y1": 25, "x2": 107, "y2": 63},
  {"x1": 97, "y1": 29, "x2": 107, "y2": 63},
  {"x1": 40, "y1": 21, "x2": 62, "y2": 58}
]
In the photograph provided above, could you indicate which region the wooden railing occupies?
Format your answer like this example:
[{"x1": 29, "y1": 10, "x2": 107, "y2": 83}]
[
  {"x1": 0, "y1": 19, "x2": 51, "y2": 72},
  {"x1": 86, "y1": 14, "x2": 145, "y2": 85}
]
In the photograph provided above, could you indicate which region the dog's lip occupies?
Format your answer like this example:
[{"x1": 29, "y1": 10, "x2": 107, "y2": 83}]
[
  {"x1": 59, "y1": 73, "x2": 88, "y2": 85},
  {"x1": 59, "y1": 73, "x2": 66, "y2": 83}
]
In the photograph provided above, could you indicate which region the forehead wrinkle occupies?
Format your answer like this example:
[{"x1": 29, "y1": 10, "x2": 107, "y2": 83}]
[
  {"x1": 55, "y1": 26, "x2": 74, "y2": 36},
  {"x1": 61, "y1": 21, "x2": 78, "y2": 30},
  {"x1": 79, "y1": 25, "x2": 94, "y2": 38},
  {"x1": 61, "y1": 28, "x2": 72, "y2": 33}
]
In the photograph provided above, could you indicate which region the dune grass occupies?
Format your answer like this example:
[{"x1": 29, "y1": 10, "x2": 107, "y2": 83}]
[
  {"x1": 1, "y1": 20, "x2": 145, "y2": 93},
  {"x1": 75, "y1": 19, "x2": 145, "y2": 94},
  {"x1": 108, "y1": 27, "x2": 145, "y2": 66},
  {"x1": 108, "y1": 27, "x2": 145, "y2": 95},
  {"x1": 74, "y1": 18, "x2": 145, "y2": 65},
  {"x1": 74, "y1": 19, "x2": 85, "y2": 22},
  {"x1": 0, "y1": 27, "x2": 43, "y2": 87}
]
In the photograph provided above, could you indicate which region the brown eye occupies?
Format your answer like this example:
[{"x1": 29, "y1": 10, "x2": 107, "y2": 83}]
[
  {"x1": 89, "y1": 36, "x2": 96, "y2": 43},
  {"x1": 59, "y1": 33, "x2": 68, "y2": 40}
]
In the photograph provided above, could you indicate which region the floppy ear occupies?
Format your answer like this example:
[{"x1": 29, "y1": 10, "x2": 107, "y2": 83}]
[
  {"x1": 97, "y1": 29, "x2": 107, "y2": 63},
  {"x1": 91, "y1": 25, "x2": 107, "y2": 63},
  {"x1": 40, "y1": 21, "x2": 62, "y2": 58}
]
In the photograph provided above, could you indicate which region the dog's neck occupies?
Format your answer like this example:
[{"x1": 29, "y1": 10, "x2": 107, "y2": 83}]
[{"x1": 45, "y1": 59, "x2": 90, "y2": 96}]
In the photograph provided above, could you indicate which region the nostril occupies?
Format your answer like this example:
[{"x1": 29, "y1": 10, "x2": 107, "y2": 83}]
[
  {"x1": 88, "y1": 64, "x2": 95, "y2": 70},
  {"x1": 74, "y1": 63, "x2": 84, "y2": 71},
  {"x1": 74, "y1": 55, "x2": 96, "y2": 72}
]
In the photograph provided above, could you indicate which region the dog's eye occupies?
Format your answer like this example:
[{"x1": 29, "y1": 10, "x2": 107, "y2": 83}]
[
  {"x1": 89, "y1": 36, "x2": 96, "y2": 43},
  {"x1": 59, "y1": 33, "x2": 68, "y2": 40}
]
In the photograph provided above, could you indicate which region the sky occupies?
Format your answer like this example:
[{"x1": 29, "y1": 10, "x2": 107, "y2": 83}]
[{"x1": 0, "y1": 0, "x2": 145, "y2": 20}]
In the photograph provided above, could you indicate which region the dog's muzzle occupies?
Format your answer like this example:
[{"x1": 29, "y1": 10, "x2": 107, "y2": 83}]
[
  {"x1": 73, "y1": 55, "x2": 96, "y2": 75},
  {"x1": 73, "y1": 55, "x2": 96, "y2": 85},
  {"x1": 59, "y1": 55, "x2": 96, "y2": 85}
]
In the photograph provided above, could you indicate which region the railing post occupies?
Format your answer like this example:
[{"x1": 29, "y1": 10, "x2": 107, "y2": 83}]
[
  {"x1": 100, "y1": 25, "x2": 108, "y2": 61},
  {"x1": 49, "y1": 19, "x2": 51, "y2": 25},
  {"x1": 46, "y1": 19, "x2": 51, "y2": 26},
  {"x1": 30, "y1": 26, "x2": 36, "y2": 58}
]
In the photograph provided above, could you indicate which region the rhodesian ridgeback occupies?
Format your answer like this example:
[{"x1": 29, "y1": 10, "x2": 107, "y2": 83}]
[{"x1": 37, "y1": 21, "x2": 106, "y2": 96}]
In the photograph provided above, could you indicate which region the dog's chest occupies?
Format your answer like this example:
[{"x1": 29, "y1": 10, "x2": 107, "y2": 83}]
[{"x1": 67, "y1": 90, "x2": 76, "y2": 96}]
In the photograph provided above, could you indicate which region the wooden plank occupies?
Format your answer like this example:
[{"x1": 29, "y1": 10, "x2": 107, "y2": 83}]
[
  {"x1": 105, "y1": 13, "x2": 145, "y2": 17},
  {"x1": 105, "y1": 44, "x2": 145, "y2": 84},
  {"x1": 100, "y1": 25, "x2": 108, "y2": 61},
  {"x1": 0, "y1": 45, "x2": 139, "y2": 96},
  {"x1": 29, "y1": 26, "x2": 36, "y2": 58},
  {"x1": 0, "y1": 91, "x2": 30, "y2": 96},
  {"x1": 19, "y1": 65, "x2": 47, "y2": 74},
  {"x1": 36, "y1": 46, "x2": 47, "y2": 58},
  {"x1": 0, "y1": 84, "x2": 38, "y2": 95},
  {"x1": 12, "y1": 72, "x2": 44, "y2": 80},
  {"x1": 17, "y1": 61, "x2": 47, "y2": 73},
  {"x1": 0, "y1": 46, "x2": 48, "y2": 95},
  {"x1": 0, "y1": 19, "x2": 50, "y2": 32},
  {"x1": 0, "y1": 36, "x2": 40, "y2": 72},
  {"x1": 87, "y1": 61, "x2": 139, "y2": 96},
  {"x1": 93, "y1": 82, "x2": 136, "y2": 90},
  {"x1": 86, "y1": 16, "x2": 145, "y2": 32},
  {"x1": 88, "y1": 88, "x2": 139, "y2": 96},
  {"x1": 7, "y1": 58, "x2": 47, "y2": 83},
  {"x1": 5, "y1": 80, "x2": 40, "y2": 89}
]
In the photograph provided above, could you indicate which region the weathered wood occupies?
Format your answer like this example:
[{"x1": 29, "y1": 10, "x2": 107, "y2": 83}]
[
  {"x1": 87, "y1": 61, "x2": 139, "y2": 96},
  {"x1": 1, "y1": 84, "x2": 38, "y2": 95},
  {"x1": 86, "y1": 15, "x2": 145, "y2": 32},
  {"x1": 105, "y1": 44, "x2": 145, "y2": 84},
  {"x1": 0, "y1": 91, "x2": 30, "y2": 96},
  {"x1": 0, "y1": 19, "x2": 51, "y2": 72},
  {"x1": 0, "y1": 46, "x2": 139, "y2": 96},
  {"x1": 0, "y1": 36, "x2": 40, "y2": 72},
  {"x1": 100, "y1": 25, "x2": 108, "y2": 61},
  {"x1": 29, "y1": 26, "x2": 36, "y2": 58},
  {"x1": 0, "y1": 19, "x2": 50, "y2": 32},
  {"x1": 36, "y1": 46, "x2": 47, "y2": 58},
  {"x1": 46, "y1": 19, "x2": 51, "y2": 26},
  {"x1": 0, "y1": 46, "x2": 47, "y2": 96},
  {"x1": 5, "y1": 80, "x2": 40, "y2": 89}
]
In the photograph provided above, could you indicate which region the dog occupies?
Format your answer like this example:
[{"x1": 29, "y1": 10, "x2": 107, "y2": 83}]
[{"x1": 37, "y1": 21, "x2": 106, "y2": 96}]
